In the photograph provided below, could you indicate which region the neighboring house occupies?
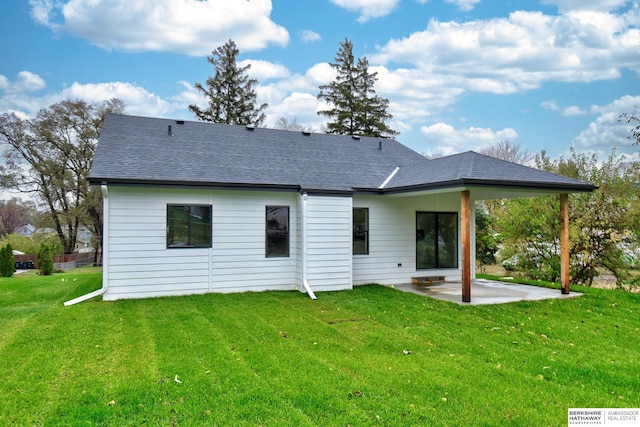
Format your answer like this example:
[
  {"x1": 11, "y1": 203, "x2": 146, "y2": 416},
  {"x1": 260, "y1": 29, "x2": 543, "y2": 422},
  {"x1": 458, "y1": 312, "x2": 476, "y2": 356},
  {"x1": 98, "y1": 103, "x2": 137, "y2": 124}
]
[
  {"x1": 16, "y1": 223, "x2": 35, "y2": 237},
  {"x1": 79, "y1": 114, "x2": 595, "y2": 303},
  {"x1": 74, "y1": 226, "x2": 94, "y2": 253}
]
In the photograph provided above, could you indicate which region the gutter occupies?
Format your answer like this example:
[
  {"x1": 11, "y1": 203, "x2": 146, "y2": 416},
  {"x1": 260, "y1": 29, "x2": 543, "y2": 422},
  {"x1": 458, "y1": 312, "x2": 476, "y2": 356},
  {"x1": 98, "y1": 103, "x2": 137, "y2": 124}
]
[
  {"x1": 301, "y1": 192, "x2": 317, "y2": 300},
  {"x1": 377, "y1": 178, "x2": 598, "y2": 195},
  {"x1": 63, "y1": 184, "x2": 110, "y2": 306}
]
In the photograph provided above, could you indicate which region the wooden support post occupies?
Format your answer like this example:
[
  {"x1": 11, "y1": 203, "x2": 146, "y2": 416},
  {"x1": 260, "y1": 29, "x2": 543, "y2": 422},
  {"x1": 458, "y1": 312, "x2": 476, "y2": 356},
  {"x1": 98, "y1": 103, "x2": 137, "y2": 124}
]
[
  {"x1": 461, "y1": 190, "x2": 471, "y2": 302},
  {"x1": 560, "y1": 193, "x2": 570, "y2": 294}
]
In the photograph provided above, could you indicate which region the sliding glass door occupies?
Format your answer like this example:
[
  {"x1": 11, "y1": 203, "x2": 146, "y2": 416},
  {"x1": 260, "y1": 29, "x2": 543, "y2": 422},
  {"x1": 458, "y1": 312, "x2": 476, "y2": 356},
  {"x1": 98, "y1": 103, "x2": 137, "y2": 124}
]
[{"x1": 416, "y1": 212, "x2": 458, "y2": 269}]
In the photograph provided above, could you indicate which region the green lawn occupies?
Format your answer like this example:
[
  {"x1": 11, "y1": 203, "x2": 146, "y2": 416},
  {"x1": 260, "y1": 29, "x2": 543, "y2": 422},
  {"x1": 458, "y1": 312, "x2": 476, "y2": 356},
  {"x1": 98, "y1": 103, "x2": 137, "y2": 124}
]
[{"x1": 1, "y1": 271, "x2": 639, "y2": 426}]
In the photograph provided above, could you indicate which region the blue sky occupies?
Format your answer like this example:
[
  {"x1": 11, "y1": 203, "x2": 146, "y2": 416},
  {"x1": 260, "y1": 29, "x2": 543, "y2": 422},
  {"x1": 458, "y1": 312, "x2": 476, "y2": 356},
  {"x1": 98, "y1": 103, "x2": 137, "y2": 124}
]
[{"x1": 1, "y1": 0, "x2": 639, "y2": 161}]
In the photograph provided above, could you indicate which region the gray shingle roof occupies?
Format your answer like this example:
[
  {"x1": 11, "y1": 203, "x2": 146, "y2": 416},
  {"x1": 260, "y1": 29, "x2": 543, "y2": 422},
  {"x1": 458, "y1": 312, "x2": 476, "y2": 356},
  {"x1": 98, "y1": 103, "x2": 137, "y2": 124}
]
[
  {"x1": 385, "y1": 151, "x2": 595, "y2": 192},
  {"x1": 89, "y1": 114, "x2": 596, "y2": 194}
]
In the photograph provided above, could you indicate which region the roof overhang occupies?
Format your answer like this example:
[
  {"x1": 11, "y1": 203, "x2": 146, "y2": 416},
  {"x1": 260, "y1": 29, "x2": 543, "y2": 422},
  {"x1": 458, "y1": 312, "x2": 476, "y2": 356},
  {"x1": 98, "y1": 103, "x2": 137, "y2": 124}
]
[
  {"x1": 91, "y1": 177, "x2": 596, "y2": 200},
  {"x1": 90, "y1": 178, "x2": 301, "y2": 193},
  {"x1": 355, "y1": 178, "x2": 597, "y2": 199},
  {"x1": 90, "y1": 178, "x2": 356, "y2": 196}
]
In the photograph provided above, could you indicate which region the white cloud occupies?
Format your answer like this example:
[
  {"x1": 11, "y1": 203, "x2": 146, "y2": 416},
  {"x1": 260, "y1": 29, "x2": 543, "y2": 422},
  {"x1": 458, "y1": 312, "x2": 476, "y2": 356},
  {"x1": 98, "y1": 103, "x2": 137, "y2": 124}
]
[
  {"x1": 300, "y1": 30, "x2": 321, "y2": 43},
  {"x1": 540, "y1": 0, "x2": 630, "y2": 13},
  {"x1": 571, "y1": 95, "x2": 640, "y2": 155},
  {"x1": 419, "y1": 123, "x2": 518, "y2": 156},
  {"x1": 61, "y1": 82, "x2": 173, "y2": 116},
  {"x1": 369, "y1": 66, "x2": 467, "y2": 123},
  {"x1": 304, "y1": 63, "x2": 335, "y2": 86},
  {"x1": 238, "y1": 60, "x2": 291, "y2": 81},
  {"x1": 370, "y1": 8, "x2": 639, "y2": 100},
  {"x1": 29, "y1": 0, "x2": 289, "y2": 55},
  {"x1": 444, "y1": 0, "x2": 481, "y2": 12},
  {"x1": 541, "y1": 100, "x2": 560, "y2": 111},
  {"x1": 0, "y1": 71, "x2": 46, "y2": 95},
  {"x1": 0, "y1": 73, "x2": 175, "y2": 119},
  {"x1": 170, "y1": 81, "x2": 201, "y2": 111},
  {"x1": 265, "y1": 92, "x2": 324, "y2": 130},
  {"x1": 15, "y1": 71, "x2": 46, "y2": 93},
  {"x1": 330, "y1": 0, "x2": 399, "y2": 22},
  {"x1": 0, "y1": 72, "x2": 49, "y2": 117},
  {"x1": 29, "y1": 0, "x2": 57, "y2": 27},
  {"x1": 562, "y1": 105, "x2": 588, "y2": 116},
  {"x1": 542, "y1": 99, "x2": 618, "y2": 117}
]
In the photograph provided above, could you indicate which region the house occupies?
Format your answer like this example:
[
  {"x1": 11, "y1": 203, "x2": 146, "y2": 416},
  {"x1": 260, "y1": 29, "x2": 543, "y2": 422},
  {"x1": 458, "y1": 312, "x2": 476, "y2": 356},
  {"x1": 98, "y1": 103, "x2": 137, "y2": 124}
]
[
  {"x1": 74, "y1": 226, "x2": 94, "y2": 253},
  {"x1": 16, "y1": 223, "x2": 36, "y2": 237},
  {"x1": 68, "y1": 114, "x2": 595, "y2": 304}
]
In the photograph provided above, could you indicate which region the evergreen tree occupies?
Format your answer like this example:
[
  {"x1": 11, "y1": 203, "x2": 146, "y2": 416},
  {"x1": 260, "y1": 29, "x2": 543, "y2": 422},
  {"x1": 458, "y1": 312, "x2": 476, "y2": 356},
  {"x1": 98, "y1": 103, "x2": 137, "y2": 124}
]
[
  {"x1": 0, "y1": 244, "x2": 16, "y2": 277},
  {"x1": 189, "y1": 39, "x2": 267, "y2": 127},
  {"x1": 317, "y1": 38, "x2": 396, "y2": 137},
  {"x1": 355, "y1": 57, "x2": 396, "y2": 137},
  {"x1": 37, "y1": 243, "x2": 54, "y2": 276},
  {"x1": 318, "y1": 38, "x2": 358, "y2": 135}
]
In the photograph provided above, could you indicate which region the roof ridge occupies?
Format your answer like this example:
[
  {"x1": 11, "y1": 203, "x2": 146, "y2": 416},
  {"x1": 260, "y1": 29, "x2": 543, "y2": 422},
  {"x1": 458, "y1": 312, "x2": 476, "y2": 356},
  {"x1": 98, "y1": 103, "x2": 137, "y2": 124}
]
[{"x1": 458, "y1": 151, "x2": 476, "y2": 179}]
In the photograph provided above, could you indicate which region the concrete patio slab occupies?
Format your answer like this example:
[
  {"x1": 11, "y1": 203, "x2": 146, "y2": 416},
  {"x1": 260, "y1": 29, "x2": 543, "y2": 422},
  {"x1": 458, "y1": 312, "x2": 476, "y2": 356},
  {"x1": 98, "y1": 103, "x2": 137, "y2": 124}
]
[{"x1": 391, "y1": 278, "x2": 582, "y2": 305}]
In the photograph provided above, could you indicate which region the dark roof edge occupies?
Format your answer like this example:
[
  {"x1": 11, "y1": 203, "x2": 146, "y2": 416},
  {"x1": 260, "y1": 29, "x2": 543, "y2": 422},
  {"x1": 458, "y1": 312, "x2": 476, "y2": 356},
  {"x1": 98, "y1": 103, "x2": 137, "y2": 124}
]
[
  {"x1": 91, "y1": 178, "x2": 355, "y2": 196},
  {"x1": 368, "y1": 178, "x2": 598, "y2": 195},
  {"x1": 90, "y1": 178, "x2": 301, "y2": 193},
  {"x1": 300, "y1": 189, "x2": 354, "y2": 197}
]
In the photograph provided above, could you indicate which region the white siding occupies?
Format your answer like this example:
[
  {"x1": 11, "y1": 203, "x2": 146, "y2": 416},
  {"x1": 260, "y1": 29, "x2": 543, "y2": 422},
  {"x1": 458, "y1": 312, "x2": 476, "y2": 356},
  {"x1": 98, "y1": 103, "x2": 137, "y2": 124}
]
[
  {"x1": 352, "y1": 193, "x2": 465, "y2": 285},
  {"x1": 103, "y1": 187, "x2": 298, "y2": 300},
  {"x1": 102, "y1": 186, "x2": 473, "y2": 300},
  {"x1": 303, "y1": 195, "x2": 353, "y2": 292}
]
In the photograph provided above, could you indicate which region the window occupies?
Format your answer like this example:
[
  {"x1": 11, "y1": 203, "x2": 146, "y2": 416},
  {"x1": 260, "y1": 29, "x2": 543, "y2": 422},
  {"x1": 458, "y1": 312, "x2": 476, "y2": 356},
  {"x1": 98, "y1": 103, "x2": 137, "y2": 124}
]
[
  {"x1": 416, "y1": 212, "x2": 458, "y2": 269},
  {"x1": 353, "y1": 207, "x2": 369, "y2": 255},
  {"x1": 266, "y1": 206, "x2": 289, "y2": 257},
  {"x1": 167, "y1": 205, "x2": 212, "y2": 248}
]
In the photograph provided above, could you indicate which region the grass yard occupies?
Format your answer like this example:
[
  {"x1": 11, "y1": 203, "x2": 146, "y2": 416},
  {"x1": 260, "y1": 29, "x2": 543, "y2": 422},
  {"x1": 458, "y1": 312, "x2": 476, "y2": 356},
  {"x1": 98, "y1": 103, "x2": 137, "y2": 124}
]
[{"x1": 1, "y1": 271, "x2": 639, "y2": 426}]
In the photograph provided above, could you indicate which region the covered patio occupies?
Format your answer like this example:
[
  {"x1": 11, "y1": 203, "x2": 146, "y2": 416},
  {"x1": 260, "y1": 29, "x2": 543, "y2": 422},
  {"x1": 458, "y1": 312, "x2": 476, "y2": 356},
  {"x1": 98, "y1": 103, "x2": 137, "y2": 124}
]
[
  {"x1": 380, "y1": 152, "x2": 596, "y2": 303},
  {"x1": 392, "y1": 279, "x2": 583, "y2": 305}
]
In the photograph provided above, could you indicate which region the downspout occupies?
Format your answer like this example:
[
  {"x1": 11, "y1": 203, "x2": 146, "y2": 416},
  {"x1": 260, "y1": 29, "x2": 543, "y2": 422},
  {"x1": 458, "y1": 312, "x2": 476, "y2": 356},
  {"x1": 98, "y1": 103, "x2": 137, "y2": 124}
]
[
  {"x1": 301, "y1": 192, "x2": 317, "y2": 300},
  {"x1": 64, "y1": 184, "x2": 109, "y2": 306}
]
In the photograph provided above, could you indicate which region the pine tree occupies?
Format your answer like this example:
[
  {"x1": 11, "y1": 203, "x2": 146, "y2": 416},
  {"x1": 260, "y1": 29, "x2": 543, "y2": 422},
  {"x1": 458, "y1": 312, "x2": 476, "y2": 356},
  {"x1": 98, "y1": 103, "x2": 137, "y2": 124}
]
[
  {"x1": 37, "y1": 243, "x2": 54, "y2": 276},
  {"x1": 355, "y1": 57, "x2": 397, "y2": 137},
  {"x1": 317, "y1": 38, "x2": 358, "y2": 135},
  {"x1": 317, "y1": 38, "x2": 396, "y2": 137},
  {"x1": 189, "y1": 39, "x2": 268, "y2": 127},
  {"x1": 0, "y1": 244, "x2": 16, "y2": 277}
]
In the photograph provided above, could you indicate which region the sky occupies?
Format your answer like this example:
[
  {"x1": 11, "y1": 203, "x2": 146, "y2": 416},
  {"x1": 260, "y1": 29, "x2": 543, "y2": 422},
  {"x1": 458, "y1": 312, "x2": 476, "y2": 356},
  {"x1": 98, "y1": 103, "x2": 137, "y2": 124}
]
[{"x1": 1, "y1": 0, "x2": 639, "y2": 162}]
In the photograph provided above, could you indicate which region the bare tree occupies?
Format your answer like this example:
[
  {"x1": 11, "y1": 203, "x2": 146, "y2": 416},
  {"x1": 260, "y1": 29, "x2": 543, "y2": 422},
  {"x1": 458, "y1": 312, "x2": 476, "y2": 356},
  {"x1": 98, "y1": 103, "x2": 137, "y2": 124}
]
[
  {"x1": 619, "y1": 107, "x2": 640, "y2": 146},
  {"x1": 0, "y1": 98, "x2": 124, "y2": 258},
  {"x1": 274, "y1": 117, "x2": 314, "y2": 132},
  {"x1": 0, "y1": 199, "x2": 28, "y2": 236},
  {"x1": 480, "y1": 139, "x2": 534, "y2": 165}
]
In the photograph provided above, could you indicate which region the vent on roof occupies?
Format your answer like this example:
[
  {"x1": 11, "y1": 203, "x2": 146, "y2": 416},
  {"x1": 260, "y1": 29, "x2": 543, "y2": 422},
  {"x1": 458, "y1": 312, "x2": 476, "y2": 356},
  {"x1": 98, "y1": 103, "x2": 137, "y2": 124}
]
[
  {"x1": 378, "y1": 140, "x2": 383, "y2": 151},
  {"x1": 167, "y1": 125, "x2": 172, "y2": 136},
  {"x1": 176, "y1": 120, "x2": 185, "y2": 125},
  {"x1": 352, "y1": 135, "x2": 360, "y2": 140},
  {"x1": 302, "y1": 131, "x2": 311, "y2": 136},
  {"x1": 245, "y1": 126, "x2": 255, "y2": 131}
]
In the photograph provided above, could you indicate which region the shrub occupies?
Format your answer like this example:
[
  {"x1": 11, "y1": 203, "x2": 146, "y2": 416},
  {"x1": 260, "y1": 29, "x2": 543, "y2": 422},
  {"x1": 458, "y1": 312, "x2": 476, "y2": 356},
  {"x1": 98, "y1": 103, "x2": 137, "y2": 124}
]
[
  {"x1": 0, "y1": 244, "x2": 16, "y2": 277},
  {"x1": 37, "y1": 244, "x2": 54, "y2": 276}
]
